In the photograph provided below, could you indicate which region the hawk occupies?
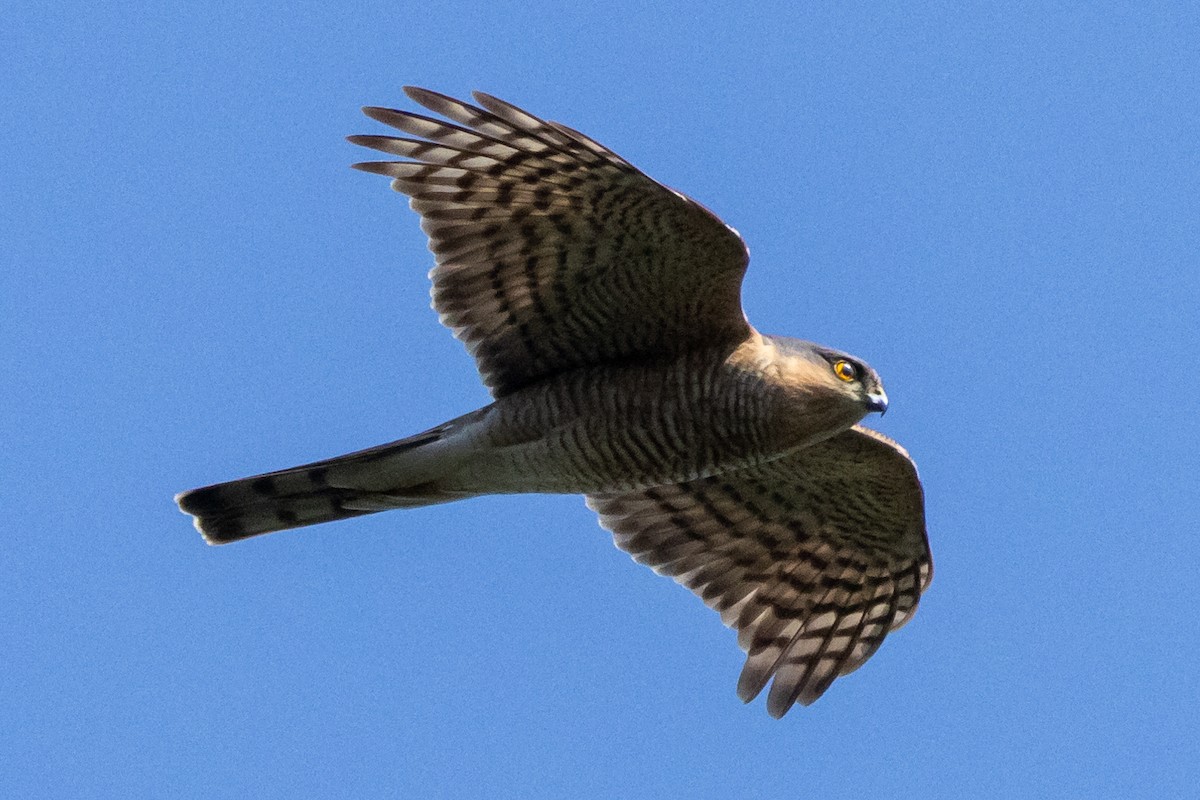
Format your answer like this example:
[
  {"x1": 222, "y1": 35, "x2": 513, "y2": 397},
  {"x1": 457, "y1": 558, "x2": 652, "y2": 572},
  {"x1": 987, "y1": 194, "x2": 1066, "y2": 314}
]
[{"x1": 176, "y1": 87, "x2": 932, "y2": 716}]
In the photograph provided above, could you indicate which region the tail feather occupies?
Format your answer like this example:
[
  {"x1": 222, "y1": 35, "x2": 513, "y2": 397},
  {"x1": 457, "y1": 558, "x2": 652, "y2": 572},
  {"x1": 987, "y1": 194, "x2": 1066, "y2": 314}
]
[
  {"x1": 183, "y1": 485, "x2": 379, "y2": 544},
  {"x1": 176, "y1": 415, "x2": 483, "y2": 544}
]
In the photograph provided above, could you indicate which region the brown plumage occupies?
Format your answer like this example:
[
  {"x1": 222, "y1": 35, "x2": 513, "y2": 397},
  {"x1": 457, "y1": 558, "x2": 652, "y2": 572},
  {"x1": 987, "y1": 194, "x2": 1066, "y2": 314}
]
[{"x1": 176, "y1": 87, "x2": 932, "y2": 716}]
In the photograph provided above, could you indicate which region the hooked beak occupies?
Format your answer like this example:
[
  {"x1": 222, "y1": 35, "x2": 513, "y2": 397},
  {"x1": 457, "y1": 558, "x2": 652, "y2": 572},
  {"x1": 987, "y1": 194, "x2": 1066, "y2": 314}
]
[{"x1": 865, "y1": 391, "x2": 889, "y2": 415}]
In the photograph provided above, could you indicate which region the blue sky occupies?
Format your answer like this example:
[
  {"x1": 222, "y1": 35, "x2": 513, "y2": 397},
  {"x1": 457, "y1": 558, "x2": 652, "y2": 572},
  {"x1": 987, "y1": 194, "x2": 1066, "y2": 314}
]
[{"x1": 4, "y1": 2, "x2": 1198, "y2": 797}]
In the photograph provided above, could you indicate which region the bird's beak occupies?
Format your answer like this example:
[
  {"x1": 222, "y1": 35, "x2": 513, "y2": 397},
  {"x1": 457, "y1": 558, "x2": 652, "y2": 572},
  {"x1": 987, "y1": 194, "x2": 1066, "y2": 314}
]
[{"x1": 865, "y1": 391, "x2": 889, "y2": 415}]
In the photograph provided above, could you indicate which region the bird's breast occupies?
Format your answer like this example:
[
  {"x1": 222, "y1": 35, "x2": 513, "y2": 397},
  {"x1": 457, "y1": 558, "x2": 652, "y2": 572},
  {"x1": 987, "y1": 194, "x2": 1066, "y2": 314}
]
[{"x1": 443, "y1": 340, "x2": 826, "y2": 494}]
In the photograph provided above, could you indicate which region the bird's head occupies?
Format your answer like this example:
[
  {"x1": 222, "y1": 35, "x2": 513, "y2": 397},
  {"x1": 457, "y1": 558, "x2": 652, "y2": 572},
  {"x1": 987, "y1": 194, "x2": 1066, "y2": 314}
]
[{"x1": 766, "y1": 336, "x2": 889, "y2": 431}]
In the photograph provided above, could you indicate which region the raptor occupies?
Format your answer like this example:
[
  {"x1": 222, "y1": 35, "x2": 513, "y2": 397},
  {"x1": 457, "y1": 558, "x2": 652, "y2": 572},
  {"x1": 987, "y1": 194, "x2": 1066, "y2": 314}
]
[{"x1": 176, "y1": 88, "x2": 932, "y2": 717}]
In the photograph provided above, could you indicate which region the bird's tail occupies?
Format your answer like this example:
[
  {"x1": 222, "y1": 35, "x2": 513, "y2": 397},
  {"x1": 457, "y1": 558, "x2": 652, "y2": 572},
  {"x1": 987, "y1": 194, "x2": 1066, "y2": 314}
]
[{"x1": 176, "y1": 413, "x2": 483, "y2": 544}]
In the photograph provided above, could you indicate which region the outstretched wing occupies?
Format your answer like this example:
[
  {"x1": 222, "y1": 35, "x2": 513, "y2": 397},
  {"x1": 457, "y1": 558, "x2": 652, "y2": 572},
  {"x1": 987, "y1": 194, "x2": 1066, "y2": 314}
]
[
  {"x1": 350, "y1": 87, "x2": 751, "y2": 397},
  {"x1": 586, "y1": 426, "x2": 932, "y2": 717}
]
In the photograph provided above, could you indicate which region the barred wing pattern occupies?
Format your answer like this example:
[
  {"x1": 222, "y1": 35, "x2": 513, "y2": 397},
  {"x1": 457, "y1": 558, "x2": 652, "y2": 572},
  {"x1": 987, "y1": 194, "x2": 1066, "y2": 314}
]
[
  {"x1": 587, "y1": 426, "x2": 932, "y2": 717},
  {"x1": 350, "y1": 87, "x2": 751, "y2": 397}
]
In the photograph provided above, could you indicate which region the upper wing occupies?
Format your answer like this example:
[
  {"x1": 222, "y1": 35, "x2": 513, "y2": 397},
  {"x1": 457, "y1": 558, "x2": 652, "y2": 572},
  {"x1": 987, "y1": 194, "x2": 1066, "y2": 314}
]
[
  {"x1": 350, "y1": 87, "x2": 751, "y2": 397},
  {"x1": 586, "y1": 426, "x2": 932, "y2": 717}
]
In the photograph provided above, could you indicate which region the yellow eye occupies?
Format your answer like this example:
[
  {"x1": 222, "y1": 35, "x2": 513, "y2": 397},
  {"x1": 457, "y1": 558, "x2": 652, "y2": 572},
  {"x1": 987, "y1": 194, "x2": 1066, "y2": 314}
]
[{"x1": 834, "y1": 360, "x2": 858, "y2": 382}]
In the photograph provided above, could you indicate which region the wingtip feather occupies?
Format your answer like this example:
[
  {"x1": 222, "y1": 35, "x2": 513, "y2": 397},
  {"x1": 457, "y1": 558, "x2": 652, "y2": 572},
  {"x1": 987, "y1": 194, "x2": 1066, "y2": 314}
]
[
  {"x1": 361, "y1": 106, "x2": 404, "y2": 127},
  {"x1": 350, "y1": 161, "x2": 401, "y2": 176},
  {"x1": 402, "y1": 85, "x2": 453, "y2": 108}
]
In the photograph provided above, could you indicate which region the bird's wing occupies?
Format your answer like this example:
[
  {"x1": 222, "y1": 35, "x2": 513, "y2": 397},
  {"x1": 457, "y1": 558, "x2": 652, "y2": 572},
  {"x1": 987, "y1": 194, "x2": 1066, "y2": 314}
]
[
  {"x1": 586, "y1": 425, "x2": 932, "y2": 716},
  {"x1": 350, "y1": 87, "x2": 751, "y2": 397}
]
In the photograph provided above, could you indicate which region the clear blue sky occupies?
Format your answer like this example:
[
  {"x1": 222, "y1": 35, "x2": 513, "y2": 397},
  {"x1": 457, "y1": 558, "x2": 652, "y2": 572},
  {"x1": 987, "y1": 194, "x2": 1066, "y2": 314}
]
[{"x1": 4, "y1": 2, "x2": 1198, "y2": 797}]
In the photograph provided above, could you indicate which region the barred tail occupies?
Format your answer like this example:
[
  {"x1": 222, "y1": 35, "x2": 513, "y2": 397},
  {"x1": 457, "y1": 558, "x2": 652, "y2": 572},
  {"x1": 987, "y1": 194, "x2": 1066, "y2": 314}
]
[
  {"x1": 176, "y1": 477, "x2": 382, "y2": 544},
  {"x1": 176, "y1": 414, "x2": 483, "y2": 544}
]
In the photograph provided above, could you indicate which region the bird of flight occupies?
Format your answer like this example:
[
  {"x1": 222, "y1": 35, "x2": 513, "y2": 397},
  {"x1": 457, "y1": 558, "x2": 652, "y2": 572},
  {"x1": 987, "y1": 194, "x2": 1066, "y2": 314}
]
[{"x1": 176, "y1": 87, "x2": 932, "y2": 717}]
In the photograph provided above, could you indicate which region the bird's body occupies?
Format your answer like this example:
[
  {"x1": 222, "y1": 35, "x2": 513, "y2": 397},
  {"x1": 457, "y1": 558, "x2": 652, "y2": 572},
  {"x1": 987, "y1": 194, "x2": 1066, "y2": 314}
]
[
  {"x1": 177, "y1": 88, "x2": 932, "y2": 716},
  {"x1": 184, "y1": 334, "x2": 875, "y2": 533},
  {"x1": 450, "y1": 334, "x2": 873, "y2": 493}
]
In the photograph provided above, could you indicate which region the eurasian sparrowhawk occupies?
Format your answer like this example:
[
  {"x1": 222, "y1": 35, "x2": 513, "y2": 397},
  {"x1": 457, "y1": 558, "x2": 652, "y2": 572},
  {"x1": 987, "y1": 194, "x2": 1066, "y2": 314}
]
[{"x1": 176, "y1": 88, "x2": 932, "y2": 716}]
